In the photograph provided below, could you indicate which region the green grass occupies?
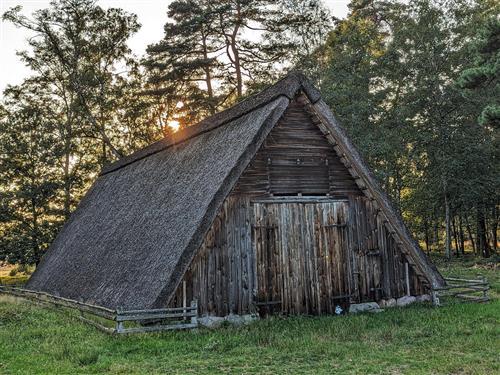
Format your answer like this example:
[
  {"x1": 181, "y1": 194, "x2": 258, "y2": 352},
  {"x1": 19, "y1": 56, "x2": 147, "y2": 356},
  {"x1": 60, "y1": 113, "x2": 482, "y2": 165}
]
[{"x1": 0, "y1": 257, "x2": 499, "y2": 374}]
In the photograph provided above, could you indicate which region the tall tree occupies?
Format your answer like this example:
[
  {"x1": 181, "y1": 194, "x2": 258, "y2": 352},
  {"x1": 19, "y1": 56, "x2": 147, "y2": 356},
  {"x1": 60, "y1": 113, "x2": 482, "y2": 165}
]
[
  {"x1": 145, "y1": 0, "x2": 225, "y2": 126},
  {"x1": 458, "y1": 16, "x2": 500, "y2": 256},
  {"x1": 1, "y1": 0, "x2": 145, "y2": 264},
  {"x1": 320, "y1": 0, "x2": 498, "y2": 257},
  {"x1": 145, "y1": 0, "x2": 332, "y2": 121},
  {"x1": 0, "y1": 82, "x2": 61, "y2": 265},
  {"x1": 263, "y1": 0, "x2": 332, "y2": 82},
  {"x1": 3, "y1": 0, "x2": 141, "y2": 162}
]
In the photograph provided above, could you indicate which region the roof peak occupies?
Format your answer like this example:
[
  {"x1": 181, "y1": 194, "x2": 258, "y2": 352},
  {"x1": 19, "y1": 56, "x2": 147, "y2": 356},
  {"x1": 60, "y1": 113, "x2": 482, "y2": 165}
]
[{"x1": 100, "y1": 72, "x2": 321, "y2": 176}]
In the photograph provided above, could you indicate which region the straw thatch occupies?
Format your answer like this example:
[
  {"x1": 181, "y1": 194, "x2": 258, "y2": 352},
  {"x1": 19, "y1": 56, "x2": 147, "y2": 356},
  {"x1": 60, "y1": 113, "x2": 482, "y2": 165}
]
[{"x1": 27, "y1": 72, "x2": 443, "y2": 310}]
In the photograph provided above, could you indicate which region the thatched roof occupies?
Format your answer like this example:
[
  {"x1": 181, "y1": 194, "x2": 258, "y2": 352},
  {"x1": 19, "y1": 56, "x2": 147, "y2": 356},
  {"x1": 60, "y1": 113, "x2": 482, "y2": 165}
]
[{"x1": 27, "y1": 72, "x2": 444, "y2": 309}]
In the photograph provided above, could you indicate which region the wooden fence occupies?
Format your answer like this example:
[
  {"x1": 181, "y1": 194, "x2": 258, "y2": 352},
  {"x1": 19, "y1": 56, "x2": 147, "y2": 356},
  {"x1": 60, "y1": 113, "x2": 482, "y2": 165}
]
[
  {"x1": 1, "y1": 277, "x2": 490, "y2": 332},
  {"x1": 0, "y1": 285, "x2": 198, "y2": 334},
  {"x1": 431, "y1": 277, "x2": 490, "y2": 306}
]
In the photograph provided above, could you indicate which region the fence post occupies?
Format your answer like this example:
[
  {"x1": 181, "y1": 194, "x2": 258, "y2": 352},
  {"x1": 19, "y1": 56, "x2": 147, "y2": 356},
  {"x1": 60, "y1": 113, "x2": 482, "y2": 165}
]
[
  {"x1": 183, "y1": 280, "x2": 187, "y2": 321},
  {"x1": 431, "y1": 290, "x2": 440, "y2": 307},
  {"x1": 190, "y1": 300, "x2": 198, "y2": 326},
  {"x1": 78, "y1": 298, "x2": 84, "y2": 315},
  {"x1": 115, "y1": 309, "x2": 124, "y2": 334},
  {"x1": 480, "y1": 276, "x2": 487, "y2": 299}
]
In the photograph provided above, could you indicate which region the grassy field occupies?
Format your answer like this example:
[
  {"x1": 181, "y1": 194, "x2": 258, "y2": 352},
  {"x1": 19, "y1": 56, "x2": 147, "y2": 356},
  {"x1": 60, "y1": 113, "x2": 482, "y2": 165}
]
[
  {"x1": 0, "y1": 256, "x2": 498, "y2": 374},
  {"x1": 0, "y1": 264, "x2": 30, "y2": 286}
]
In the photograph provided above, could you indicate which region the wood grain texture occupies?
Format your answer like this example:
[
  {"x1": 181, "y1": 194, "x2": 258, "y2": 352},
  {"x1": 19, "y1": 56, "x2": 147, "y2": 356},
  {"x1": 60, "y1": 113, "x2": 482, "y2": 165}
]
[
  {"x1": 169, "y1": 195, "x2": 427, "y2": 316},
  {"x1": 168, "y1": 97, "x2": 428, "y2": 317},
  {"x1": 232, "y1": 100, "x2": 361, "y2": 197},
  {"x1": 253, "y1": 201, "x2": 351, "y2": 315}
]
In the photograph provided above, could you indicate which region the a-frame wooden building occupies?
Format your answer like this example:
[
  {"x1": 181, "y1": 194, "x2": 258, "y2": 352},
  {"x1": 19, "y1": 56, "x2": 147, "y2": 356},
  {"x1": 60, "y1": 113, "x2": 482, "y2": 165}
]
[{"x1": 27, "y1": 73, "x2": 444, "y2": 316}]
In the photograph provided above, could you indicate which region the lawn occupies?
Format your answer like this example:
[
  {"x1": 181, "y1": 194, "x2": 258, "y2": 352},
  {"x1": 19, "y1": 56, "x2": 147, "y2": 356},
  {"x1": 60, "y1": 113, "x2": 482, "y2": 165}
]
[{"x1": 0, "y1": 256, "x2": 498, "y2": 374}]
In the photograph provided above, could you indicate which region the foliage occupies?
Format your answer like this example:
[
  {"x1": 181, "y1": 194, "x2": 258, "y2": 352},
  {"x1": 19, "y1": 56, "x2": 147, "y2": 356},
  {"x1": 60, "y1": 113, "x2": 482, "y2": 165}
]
[
  {"x1": 0, "y1": 0, "x2": 498, "y2": 265},
  {"x1": 144, "y1": 0, "x2": 332, "y2": 124},
  {"x1": 0, "y1": 82, "x2": 61, "y2": 264},
  {"x1": 458, "y1": 17, "x2": 500, "y2": 129},
  {"x1": 144, "y1": 0, "x2": 225, "y2": 128},
  {"x1": 319, "y1": 0, "x2": 499, "y2": 257},
  {"x1": 1, "y1": 0, "x2": 150, "y2": 264}
]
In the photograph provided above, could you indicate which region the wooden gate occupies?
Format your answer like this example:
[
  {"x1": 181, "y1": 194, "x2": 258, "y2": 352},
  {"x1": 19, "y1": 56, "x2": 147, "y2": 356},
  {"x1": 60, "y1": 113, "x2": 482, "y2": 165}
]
[{"x1": 252, "y1": 200, "x2": 351, "y2": 315}]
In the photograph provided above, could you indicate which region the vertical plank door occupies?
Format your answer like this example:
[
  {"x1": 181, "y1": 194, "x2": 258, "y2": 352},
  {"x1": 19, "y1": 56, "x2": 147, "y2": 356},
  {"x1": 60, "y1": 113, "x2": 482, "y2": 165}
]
[{"x1": 252, "y1": 200, "x2": 351, "y2": 316}]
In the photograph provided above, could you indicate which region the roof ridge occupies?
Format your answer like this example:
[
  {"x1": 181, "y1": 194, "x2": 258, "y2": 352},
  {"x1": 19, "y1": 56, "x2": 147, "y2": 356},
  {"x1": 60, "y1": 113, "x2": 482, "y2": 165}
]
[{"x1": 100, "y1": 72, "x2": 321, "y2": 176}]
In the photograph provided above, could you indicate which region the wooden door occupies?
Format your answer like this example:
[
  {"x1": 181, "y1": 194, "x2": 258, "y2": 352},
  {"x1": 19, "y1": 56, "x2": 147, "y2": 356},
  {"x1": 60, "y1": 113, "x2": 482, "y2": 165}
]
[
  {"x1": 252, "y1": 200, "x2": 351, "y2": 316},
  {"x1": 348, "y1": 196, "x2": 384, "y2": 303}
]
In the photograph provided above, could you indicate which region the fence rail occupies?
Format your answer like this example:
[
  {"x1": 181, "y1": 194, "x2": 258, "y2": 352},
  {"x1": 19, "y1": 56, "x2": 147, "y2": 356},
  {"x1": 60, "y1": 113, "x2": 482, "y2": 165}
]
[
  {"x1": 431, "y1": 276, "x2": 490, "y2": 306},
  {"x1": 0, "y1": 285, "x2": 198, "y2": 334}
]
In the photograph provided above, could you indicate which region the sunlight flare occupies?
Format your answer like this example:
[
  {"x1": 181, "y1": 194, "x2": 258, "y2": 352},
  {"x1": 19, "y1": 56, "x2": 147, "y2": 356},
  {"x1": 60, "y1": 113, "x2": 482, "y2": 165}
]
[{"x1": 168, "y1": 120, "x2": 180, "y2": 132}]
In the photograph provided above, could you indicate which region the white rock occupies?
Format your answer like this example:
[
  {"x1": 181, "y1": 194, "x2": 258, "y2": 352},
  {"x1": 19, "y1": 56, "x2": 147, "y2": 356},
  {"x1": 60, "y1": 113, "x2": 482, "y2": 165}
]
[
  {"x1": 198, "y1": 314, "x2": 259, "y2": 328},
  {"x1": 240, "y1": 314, "x2": 259, "y2": 325},
  {"x1": 379, "y1": 298, "x2": 397, "y2": 308},
  {"x1": 225, "y1": 314, "x2": 259, "y2": 326},
  {"x1": 396, "y1": 295, "x2": 417, "y2": 307},
  {"x1": 416, "y1": 294, "x2": 432, "y2": 303},
  {"x1": 198, "y1": 316, "x2": 225, "y2": 329},
  {"x1": 349, "y1": 302, "x2": 381, "y2": 314},
  {"x1": 226, "y1": 314, "x2": 248, "y2": 326}
]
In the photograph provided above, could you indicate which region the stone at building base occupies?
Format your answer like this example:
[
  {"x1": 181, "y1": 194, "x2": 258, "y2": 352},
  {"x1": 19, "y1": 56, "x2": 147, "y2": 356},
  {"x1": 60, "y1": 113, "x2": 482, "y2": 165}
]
[
  {"x1": 198, "y1": 314, "x2": 259, "y2": 328},
  {"x1": 379, "y1": 294, "x2": 431, "y2": 308},
  {"x1": 349, "y1": 302, "x2": 382, "y2": 314},
  {"x1": 378, "y1": 298, "x2": 397, "y2": 308},
  {"x1": 396, "y1": 295, "x2": 417, "y2": 307},
  {"x1": 416, "y1": 294, "x2": 432, "y2": 303}
]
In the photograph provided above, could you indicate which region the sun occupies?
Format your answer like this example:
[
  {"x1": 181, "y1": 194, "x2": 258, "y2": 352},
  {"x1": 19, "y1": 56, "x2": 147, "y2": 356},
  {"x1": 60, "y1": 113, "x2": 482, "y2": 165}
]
[{"x1": 168, "y1": 120, "x2": 180, "y2": 132}]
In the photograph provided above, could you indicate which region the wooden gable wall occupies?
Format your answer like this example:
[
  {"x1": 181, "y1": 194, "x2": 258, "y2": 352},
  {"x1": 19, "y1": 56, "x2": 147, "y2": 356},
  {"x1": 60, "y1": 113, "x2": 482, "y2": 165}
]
[
  {"x1": 232, "y1": 99, "x2": 361, "y2": 197},
  {"x1": 167, "y1": 95, "x2": 429, "y2": 316}
]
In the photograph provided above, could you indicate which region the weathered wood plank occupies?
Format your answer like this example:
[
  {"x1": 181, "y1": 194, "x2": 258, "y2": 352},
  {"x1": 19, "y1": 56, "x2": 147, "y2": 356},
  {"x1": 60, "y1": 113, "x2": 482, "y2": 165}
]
[{"x1": 232, "y1": 100, "x2": 361, "y2": 197}]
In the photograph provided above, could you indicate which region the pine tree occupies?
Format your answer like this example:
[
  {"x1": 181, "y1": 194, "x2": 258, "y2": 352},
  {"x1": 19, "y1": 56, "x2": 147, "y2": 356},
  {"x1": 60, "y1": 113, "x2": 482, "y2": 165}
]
[
  {"x1": 145, "y1": 0, "x2": 333, "y2": 118},
  {"x1": 458, "y1": 16, "x2": 500, "y2": 256},
  {"x1": 145, "y1": 0, "x2": 225, "y2": 126},
  {"x1": 320, "y1": 0, "x2": 498, "y2": 257}
]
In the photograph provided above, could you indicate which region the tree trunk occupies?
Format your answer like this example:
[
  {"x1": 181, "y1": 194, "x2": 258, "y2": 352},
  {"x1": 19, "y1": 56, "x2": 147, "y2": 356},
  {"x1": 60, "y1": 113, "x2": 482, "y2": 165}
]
[
  {"x1": 433, "y1": 218, "x2": 439, "y2": 251},
  {"x1": 229, "y1": 3, "x2": 243, "y2": 97},
  {"x1": 63, "y1": 149, "x2": 71, "y2": 219},
  {"x1": 458, "y1": 214, "x2": 465, "y2": 255},
  {"x1": 102, "y1": 139, "x2": 107, "y2": 167},
  {"x1": 452, "y1": 216, "x2": 460, "y2": 258},
  {"x1": 477, "y1": 204, "x2": 490, "y2": 258},
  {"x1": 61, "y1": 97, "x2": 73, "y2": 220},
  {"x1": 464, "y1": 213, "x2": 476, "y2": 254},
  {"x1": 445, "y1": 194, "x2": 451, "y2": 260},
  {"x1": 424, "y1": 219, "x2": 430, "y2": 254},
  {"x1": 231, "y1": 39, "x2": 242, "y2": 97},
  {"x1": 202, "y1": 33, "x2": 215, "y2": 114},
  {"x1": 492, "y1": 205, "x2": 498, "y2": 255},
  {"x1": 30, "y1": 193, "x2": 40, "y2": 265}
]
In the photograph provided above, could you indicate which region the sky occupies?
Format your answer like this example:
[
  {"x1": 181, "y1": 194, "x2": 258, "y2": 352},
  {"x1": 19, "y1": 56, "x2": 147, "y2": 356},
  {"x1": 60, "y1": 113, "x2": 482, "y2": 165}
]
[{"x1": 0, "y1": 0, "x2": 350, "y2": 95}]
